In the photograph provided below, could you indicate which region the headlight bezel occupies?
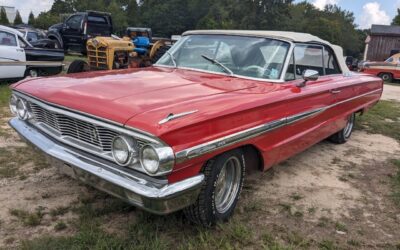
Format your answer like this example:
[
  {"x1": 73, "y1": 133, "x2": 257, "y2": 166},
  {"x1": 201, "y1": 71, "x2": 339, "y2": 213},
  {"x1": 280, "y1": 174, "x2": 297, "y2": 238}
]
[
  {"x1": 16, "y1": 98, "x2": 29, "y2": 120},
  {"x1": 9, "y1": 94, "x2": 18, "y2": 115},
  {"x1": 140, "y1": 144, "x2": 174, "y2": 176},
  {"x1": 111, "y1": 135, "x2": 138, "y2": 166}
]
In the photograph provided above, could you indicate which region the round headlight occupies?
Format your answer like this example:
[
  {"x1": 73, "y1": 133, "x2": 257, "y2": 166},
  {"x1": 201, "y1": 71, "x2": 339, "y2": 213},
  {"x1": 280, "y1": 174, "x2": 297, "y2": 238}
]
[
  {"x1": 111, "y1": 136, "x2": 137, "y2": 166},
  {"x1": 140, "y1": 145, "x2": 160, "y2": 174},
  {"x1": 9, "y1": 94, "x2": 18, "y2": 115},
  {"x1": 16, "y1": 98, "x2": 28, "y2": 120}
]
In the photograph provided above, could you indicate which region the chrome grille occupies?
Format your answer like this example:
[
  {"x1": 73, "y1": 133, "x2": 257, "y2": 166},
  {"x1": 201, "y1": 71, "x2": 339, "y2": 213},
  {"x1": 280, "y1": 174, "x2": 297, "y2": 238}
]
[
  {"x1": 87, "y1": 45, "x2": 108, "y2": 70},
  {"x1": 29, "y1": 102, "x2": 145, "y2": 152}
]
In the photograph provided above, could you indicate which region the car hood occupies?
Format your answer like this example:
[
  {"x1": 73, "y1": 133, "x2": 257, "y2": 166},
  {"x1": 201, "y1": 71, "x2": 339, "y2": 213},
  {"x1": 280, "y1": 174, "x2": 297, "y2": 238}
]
[{"x1": 14, "y1": 67, "x2": 273, "y2": 133}]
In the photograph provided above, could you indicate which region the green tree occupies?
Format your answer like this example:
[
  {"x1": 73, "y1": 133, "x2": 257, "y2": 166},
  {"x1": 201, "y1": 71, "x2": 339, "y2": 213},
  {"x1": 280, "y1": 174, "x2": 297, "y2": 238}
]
[
  {"x1": 139, "y1": 0, "x2": 198, "y2": 37},
  {"x1": 28, "y1": 11, "x2": 35, "y2": 25},
  {"x1": 392, "y1": 8, "x2": 400, "y2": 26},
  {"x1": 126, "y1": 0, "x2": 139, "y2": 26},
  {"x1": 34, "y1": 12, "x2": 59, "y2": 29},
  {"x1": 50, "y1": 0, "x2": 74, "y2": 14},
  {"x1": 0, "y1": 7, "x2": 9, "y2": 25},
  {"x1": 27, "y1": 0, "x2": 365, "y2": 57},
  {"x1": 107, "y1": 0, "x2": 127, "y2": 33},
  {"x1": 14, "y1": 10, "x2": 23, "y2": 24}
]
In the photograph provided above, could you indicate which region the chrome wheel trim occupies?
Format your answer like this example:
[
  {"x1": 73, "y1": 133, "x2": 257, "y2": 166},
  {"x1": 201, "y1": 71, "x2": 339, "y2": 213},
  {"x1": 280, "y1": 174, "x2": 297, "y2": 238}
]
[
  {"x1": 382, "y1": 74, "x2": 389, "y2": 81},
  {"x1": 29, "y1": 69, "x2": 38, "y2": 77},
  {"x1": 215, "y1": 156, "x2": 242, "y2": 214},
  {"x1": 344, "y1": 114, "x2": 354, "y2": 138}
]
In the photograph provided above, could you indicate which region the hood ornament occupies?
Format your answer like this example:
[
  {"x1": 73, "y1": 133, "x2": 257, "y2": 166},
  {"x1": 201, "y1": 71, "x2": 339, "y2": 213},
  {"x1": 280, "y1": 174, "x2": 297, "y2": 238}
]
[{"x1": 159, "y1": 110, "x2": 198, "y2": 125}]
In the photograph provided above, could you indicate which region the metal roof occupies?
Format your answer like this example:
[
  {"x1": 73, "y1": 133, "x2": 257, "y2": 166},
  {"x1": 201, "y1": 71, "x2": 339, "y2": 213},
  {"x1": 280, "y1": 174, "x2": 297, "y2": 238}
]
[{"x1": 371, "y1": 25, "x2": 400, "y2": 36}]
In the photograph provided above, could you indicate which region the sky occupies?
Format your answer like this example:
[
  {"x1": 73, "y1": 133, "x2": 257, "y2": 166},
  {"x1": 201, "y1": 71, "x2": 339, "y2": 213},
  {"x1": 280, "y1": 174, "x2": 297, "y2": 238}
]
[
  {"x1": 0, "y1": 0, "x2": 399, "y2": 29},
  {"x1": 296, "y1": 0, "x2": 399, "y2": 29}
]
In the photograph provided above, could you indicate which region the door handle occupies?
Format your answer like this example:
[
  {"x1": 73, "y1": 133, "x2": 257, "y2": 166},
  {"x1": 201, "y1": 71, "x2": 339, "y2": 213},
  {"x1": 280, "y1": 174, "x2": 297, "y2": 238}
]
[
  {"x1": 16, "y1": 48, "x2": 24, "y2": 52},
  {"x1": 330, "y1": 89, "x2": 341, "y2": 94}
]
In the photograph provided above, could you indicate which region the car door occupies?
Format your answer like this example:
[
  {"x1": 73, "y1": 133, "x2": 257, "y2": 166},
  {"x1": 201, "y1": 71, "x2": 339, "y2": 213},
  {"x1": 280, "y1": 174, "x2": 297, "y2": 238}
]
[
  {"x1": 62, "y1": 14, "x2": 84, "y2": 50},
  {"x1": 0, "y1": 30, "x2": 26, "y2": 79},
  {"x1": 276, "y1": 44, "x2": 341, "y2": 162}
]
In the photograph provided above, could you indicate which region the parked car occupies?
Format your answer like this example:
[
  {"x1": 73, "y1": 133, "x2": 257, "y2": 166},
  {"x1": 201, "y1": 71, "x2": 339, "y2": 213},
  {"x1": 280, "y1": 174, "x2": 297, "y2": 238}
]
[
  {"x1": 0, "y1": 25, "x2": 64, "y2": 80},
  {"x1": 344, "y1": 56, "x2": 359, "y2": 71},
  {"x1": 9, "y1": 30, "x2": 382, "y2": 226},
  {"x1": 47, "y1": 11, "x2": 113, "y2": 54},
  {"x1": 14, "y1": 26, "x2": 57, "y2": 49},
  {"x1": 360, "y1": 53, "x2": 400, "y2": 82}
]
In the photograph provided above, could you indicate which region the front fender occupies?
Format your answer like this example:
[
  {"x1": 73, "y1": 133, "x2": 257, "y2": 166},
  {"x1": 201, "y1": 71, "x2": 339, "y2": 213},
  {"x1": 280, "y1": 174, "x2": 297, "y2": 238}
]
[{"x1": 46, "y1": 31, "x2": 64, "y2": 49}]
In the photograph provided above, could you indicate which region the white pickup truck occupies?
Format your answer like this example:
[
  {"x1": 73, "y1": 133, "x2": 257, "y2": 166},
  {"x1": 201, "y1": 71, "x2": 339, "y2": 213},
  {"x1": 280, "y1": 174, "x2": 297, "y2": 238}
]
[{"x1": 0, "y1": 25, "x2": 64, "y2": 80}]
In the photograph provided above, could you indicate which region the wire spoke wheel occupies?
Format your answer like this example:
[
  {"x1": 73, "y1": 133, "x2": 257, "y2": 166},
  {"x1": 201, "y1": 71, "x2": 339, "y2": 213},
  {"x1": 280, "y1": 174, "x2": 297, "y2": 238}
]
[
  {"x1": 214, "y1": 156, "x2": 242, "y2": 214},
  {"x1": 344, "y1": 113, "x2": 355, "y2": 138}
]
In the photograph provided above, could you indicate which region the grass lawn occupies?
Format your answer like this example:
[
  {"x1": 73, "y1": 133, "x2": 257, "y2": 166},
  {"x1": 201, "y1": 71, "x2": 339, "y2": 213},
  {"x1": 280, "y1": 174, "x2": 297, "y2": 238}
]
[
  {"x1": 0, "y1": 84, "x2": 11, "y2": 107},
  {"x1": 356, "y1": 100, "x2": 400, "y2": 141}
]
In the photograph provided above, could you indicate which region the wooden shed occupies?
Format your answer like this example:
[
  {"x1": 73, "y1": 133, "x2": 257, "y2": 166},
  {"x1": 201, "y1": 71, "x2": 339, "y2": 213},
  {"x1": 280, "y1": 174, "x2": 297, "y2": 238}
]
[{"x1": 364, "y1": 24, "x2": 400, "y2": 61}]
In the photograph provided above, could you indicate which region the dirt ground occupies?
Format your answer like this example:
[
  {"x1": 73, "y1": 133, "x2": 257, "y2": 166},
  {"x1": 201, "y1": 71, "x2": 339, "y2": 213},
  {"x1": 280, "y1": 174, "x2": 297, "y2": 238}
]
[
  {"x1": 382, "y1": 84, "x2": 400, "y2": 101},
  {"x1": 0, "y1": 85, "x2": 399, "y2": 249}
]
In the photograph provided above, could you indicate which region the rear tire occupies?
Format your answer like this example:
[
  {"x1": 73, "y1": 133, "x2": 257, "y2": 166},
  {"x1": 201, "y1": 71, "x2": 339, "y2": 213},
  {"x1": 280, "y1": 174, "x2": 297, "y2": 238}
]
[
  {"x1": 67, "y1": 60, "x2": 89, "y2": 74},
  {"x1": 379, "y1": 73, "x2": 393, "y2": 82},
  {"x1": 329, "y1": 113, "x2": 355, "y2": 144},
  {"x1": 184, "y1": 149, "x2": 245, "y2": 227}
]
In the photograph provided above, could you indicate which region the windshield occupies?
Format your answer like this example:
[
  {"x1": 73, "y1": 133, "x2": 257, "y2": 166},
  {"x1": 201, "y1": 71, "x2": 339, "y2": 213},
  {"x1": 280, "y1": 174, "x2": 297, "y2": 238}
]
[
  {"x1": 156, "y1": 35, "x2": 290, "y2": 80},
  {"x1": 27, "y1": 32, "x2": 39, "y2": 42}
]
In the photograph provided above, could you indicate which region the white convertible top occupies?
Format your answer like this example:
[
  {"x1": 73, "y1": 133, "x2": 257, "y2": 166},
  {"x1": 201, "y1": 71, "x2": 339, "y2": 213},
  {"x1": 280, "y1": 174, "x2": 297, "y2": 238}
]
[{"x1": 183, "y1": 30, "x2": 349, "y2": 74}]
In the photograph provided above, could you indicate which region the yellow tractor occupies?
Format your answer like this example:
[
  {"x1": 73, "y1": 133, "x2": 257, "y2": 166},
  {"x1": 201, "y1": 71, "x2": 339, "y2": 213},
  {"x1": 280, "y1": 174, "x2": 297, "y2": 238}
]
[{"x1": 67, "y1": 27, "x2": 173, "y2": 73}]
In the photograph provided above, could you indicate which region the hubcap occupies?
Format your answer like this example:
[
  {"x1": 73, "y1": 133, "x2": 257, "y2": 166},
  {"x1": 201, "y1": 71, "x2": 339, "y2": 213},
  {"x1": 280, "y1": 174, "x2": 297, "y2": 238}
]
[
  {"x1": 382, "y1": 75, "x2": 389, "y2": 81},
  {"x1": 214, "y1": 156, "x2": 242, "y2": 214},
  {"x1": 29, "y1": 70, "x2": 38, "y2": 77},
  {"x1": 344, "y1": 114, "x2": 354, "y2": 138}
]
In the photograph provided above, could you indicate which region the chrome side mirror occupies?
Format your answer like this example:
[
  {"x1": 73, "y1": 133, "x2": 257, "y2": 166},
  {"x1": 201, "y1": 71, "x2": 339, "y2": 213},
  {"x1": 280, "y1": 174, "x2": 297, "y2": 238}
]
[
  {"x1": 297, "y1": 69, "x2": 319, "y2": 87},
  {"x1": 303, "y1": 69, "x2": 319, "y2": 81}
]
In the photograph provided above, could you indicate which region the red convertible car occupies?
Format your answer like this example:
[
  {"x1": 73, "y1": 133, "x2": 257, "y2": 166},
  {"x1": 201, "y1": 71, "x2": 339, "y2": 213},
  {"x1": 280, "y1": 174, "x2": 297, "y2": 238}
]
[{"x1": 9, "y1": 30, "x2": 382, "y2": 226}]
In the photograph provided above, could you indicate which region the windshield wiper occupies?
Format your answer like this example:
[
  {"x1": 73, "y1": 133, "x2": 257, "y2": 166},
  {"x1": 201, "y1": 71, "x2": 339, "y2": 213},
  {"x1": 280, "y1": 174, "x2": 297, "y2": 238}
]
[
  {"x1": 201, "y1": 54, "x2": 233, "y2": 76},
  {"x1": 166, "y1": 51, "x2": 177, "y2": 68}
]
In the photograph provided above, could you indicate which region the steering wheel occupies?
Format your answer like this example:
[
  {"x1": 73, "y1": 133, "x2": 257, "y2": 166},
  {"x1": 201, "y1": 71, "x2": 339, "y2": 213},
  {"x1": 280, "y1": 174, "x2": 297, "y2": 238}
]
[{"x1": 242, "y1": 65, "x2": 271, "y2": 78}]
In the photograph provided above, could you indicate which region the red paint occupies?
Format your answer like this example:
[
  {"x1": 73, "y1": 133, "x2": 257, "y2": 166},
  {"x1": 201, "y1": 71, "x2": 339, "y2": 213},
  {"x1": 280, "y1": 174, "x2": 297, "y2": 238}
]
[{"x1": 12, "y1": 67, "x2": 383, "y2": 184}]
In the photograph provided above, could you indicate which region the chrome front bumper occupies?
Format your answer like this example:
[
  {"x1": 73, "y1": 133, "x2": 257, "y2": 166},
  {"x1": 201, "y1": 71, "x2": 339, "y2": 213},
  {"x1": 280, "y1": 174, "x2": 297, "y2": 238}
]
[{"x1": 9, "y1": 118, "x2": 204, "y2": 215}]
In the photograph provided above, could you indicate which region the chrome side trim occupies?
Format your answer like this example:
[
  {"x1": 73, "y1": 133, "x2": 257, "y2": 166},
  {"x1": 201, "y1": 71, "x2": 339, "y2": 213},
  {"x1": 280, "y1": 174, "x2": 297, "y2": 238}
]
[
  {"x1": 175, "y1": 118, "x2": 286, "y2": 163},
  {"x1": 175, "y1": 88, "x2": 382, "y2": 163},
  {"x1": 0, "y1": 61, "x2": 64, "y2": 67},
  {"x1": 159, "y1": 110, "x2": 198, "y2": 125}
]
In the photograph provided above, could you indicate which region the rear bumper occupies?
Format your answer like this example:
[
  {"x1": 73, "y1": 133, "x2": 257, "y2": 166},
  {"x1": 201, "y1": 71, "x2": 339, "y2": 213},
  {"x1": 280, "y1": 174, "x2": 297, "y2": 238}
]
[{"x1": 9, "y1": 118, "x2": 204, "y2": 215}]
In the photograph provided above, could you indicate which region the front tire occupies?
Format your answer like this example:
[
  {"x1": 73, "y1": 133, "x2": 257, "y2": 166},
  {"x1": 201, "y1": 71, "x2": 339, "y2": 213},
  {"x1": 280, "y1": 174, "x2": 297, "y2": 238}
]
[
  {"x1": 184, "y1": 149, "x2": 245, "y2": 226},
  {"x1": 329, "y1": 113, "x2": 355, "y2": 144},
  {"x1": 67, "y1": 60, "x2": 89, "y2": 74}
]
